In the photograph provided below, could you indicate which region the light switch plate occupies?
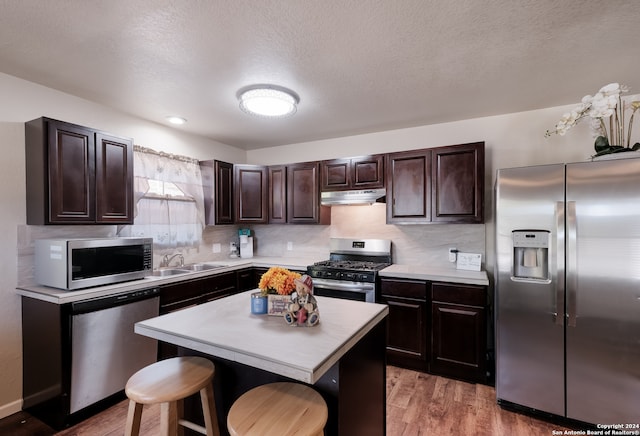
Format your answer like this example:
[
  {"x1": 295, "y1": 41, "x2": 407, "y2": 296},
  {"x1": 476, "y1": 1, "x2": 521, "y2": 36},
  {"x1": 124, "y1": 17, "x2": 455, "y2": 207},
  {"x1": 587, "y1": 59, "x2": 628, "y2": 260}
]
[{"x1": 456, "y1": 252, "x2": 482, "y2": 271}]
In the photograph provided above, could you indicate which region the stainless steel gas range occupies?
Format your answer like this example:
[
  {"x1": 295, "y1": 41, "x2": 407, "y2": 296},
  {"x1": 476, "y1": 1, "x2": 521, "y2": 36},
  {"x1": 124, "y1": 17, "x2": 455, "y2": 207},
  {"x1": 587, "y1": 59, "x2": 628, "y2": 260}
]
[{"x1": 307, "y1": 238, "x2": 391, "y2": 302}]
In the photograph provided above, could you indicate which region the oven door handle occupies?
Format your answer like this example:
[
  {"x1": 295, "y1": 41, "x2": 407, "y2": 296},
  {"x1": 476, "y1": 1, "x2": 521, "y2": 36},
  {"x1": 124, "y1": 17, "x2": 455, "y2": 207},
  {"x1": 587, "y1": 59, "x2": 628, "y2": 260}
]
[{"x1": 312, "y1": 278, "x2": 375, "y2": 292}]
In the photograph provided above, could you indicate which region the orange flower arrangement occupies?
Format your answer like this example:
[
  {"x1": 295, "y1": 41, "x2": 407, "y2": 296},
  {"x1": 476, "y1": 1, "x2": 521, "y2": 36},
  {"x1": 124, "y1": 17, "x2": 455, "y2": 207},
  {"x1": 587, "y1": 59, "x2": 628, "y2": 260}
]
[{"x1": 258, "y1": 267, "x2": 301, "y2": 296}]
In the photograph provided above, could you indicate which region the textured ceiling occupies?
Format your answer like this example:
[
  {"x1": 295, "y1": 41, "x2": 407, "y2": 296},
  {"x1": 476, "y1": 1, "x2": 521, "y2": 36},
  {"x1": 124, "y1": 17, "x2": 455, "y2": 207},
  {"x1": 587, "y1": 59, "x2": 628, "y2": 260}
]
[{"x1": 1, "y1": 0, "x2": 638, "y2": 150}]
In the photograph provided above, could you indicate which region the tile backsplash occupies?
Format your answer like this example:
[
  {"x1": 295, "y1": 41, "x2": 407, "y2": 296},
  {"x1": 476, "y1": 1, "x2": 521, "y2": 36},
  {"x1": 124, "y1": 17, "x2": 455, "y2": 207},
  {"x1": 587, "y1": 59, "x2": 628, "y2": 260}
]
[
  {"x1": 250, "y1": 204, "x2": 485, "y2": 267},
  {"x1": 219, "y1": 204, "x2": 485, "y2": 269},
  {"x1": 18, "y1": 204, "x2": 485, "y2": 286}
]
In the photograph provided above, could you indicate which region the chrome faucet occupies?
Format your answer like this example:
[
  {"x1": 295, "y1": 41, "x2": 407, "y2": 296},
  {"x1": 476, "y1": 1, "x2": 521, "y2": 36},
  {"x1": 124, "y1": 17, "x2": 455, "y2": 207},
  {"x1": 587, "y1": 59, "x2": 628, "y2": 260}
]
[{"x1": 161, "y1": 253, "x2": 184, "y2": 268}]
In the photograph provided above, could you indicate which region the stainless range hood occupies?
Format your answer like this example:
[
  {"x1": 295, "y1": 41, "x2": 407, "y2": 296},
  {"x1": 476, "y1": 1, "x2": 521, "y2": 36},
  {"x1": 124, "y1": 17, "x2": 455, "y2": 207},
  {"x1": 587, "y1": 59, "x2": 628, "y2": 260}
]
[{"x1": 320, "y1": 188, "x2": 386, "y2": 205}]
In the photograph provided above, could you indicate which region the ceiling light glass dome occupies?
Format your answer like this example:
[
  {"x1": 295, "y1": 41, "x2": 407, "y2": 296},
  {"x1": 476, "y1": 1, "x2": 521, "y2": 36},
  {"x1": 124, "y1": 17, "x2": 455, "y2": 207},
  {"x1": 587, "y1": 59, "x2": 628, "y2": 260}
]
[
  {"x1": 166, "y1": 116, "x2": 187, "y2": 125},
  {"x1": 238, "y1": 85, "x2": 299, "y2": 117}
]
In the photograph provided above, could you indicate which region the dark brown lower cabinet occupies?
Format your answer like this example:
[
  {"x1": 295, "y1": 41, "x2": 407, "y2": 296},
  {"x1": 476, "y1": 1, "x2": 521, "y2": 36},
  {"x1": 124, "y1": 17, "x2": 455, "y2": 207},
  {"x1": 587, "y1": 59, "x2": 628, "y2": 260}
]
[
  {"x1": 430, "y1": 282, "x2": 487, "y2": 383},
  {"x1": 380, "y1": 277, "x2": 488, "y2": 383},
  {"x1": 236, "y1": 267, "x2": 255, "y2": 292},
  {"x1": 379, "y1": 278, "x2": 429, "y2": 371}
]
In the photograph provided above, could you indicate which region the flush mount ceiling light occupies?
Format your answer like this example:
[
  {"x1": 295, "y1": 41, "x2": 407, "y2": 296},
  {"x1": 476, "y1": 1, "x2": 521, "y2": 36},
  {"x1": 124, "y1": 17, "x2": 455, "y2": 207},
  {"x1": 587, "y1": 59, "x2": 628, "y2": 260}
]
[
  {"x1": 237, "y1": 85, "x2": 299, "y2": 117},
  {"x1": 166, "y1": 116, "x2": 187, "y2": 125}
]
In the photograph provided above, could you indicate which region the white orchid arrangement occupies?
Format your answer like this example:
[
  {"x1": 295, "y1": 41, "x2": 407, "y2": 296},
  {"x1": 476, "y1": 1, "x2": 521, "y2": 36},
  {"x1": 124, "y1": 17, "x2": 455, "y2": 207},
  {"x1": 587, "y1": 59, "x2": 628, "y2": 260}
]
[{"x1": 546, "y1": 83, "x2": 640, "y2": 157}]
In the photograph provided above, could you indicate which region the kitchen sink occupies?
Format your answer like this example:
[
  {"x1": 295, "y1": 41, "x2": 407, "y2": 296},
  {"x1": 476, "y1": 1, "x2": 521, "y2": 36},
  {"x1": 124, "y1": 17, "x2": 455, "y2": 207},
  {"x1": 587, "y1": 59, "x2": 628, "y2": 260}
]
[
  {"x1": 151, "y1": 268, "x2": 189, "y2": 277},
  {"x1": 151, "y1": 263, "x2": 226, "y2": 277},
  {"x1": 178, "y1": 263, "x2": 226, "y2": 272}
]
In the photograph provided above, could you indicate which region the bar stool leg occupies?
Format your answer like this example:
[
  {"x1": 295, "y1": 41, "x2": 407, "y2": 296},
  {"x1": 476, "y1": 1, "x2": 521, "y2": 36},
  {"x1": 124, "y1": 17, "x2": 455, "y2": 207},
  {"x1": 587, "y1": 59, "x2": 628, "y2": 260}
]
[
  {"x1": 176, "y1": 399, "x2": 186, "y2": 436},
  {"x1": 200, "y1": 383, "x2": 219, "y2": 436},
  {"x1": 125, "y1": 400, "x2": 143, "y2": 436},
  {"x1": 161, "y1": 401, "x2": 179, "y2": 436}
]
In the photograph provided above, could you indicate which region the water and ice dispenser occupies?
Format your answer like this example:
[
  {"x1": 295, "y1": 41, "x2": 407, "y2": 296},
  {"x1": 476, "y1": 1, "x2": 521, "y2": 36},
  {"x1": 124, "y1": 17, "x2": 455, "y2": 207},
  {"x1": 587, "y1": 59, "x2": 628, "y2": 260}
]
[{"x1": 512, "y1": 230, "x2": 550, "y2": 281}]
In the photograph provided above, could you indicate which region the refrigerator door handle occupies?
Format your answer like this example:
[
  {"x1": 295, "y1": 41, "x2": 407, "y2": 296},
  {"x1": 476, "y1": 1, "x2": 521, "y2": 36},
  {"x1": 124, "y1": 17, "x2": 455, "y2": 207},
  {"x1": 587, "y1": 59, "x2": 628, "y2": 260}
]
[
  {"x1": 566, "y1": 200, "x2": 578, "y2": 327},
  {"x1": 555, "y1": 201, "x2": 565, "y2": 326}
]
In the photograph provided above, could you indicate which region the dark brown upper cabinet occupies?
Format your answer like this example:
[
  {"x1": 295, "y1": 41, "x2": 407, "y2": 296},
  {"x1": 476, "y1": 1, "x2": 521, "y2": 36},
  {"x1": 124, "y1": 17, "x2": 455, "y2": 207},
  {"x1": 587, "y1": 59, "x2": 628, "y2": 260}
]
[
  {"x1": 287, "y1": 162, "x2": 331, "y2": 224},
  {"x1": 431, "y1": 142, "x2": 484, "y2": 223},
  {"x1": 234, "y1": 164, "x2": 268, "y2": 224},
  {"x1": 386, "y1": 142, "x2": 484, "y2": 224},
  {"x1": 25, "y1": 117, "x2": 133, "y2": 225},
  {"x1": 200, "y1": 160, "x2": 234, "y2": 225},
  {"x1": 321, "y1": 154, "x2": 385, "y2": 191},
  {"x1": 202, "y1": 161, "x2": 327, "y2": 225},
  {"x1": 386, "y1": 149, "x2": 432, "y2": 224},
  {"x1": 268, "y1": 165, "x2": 287, "y2": 224}
]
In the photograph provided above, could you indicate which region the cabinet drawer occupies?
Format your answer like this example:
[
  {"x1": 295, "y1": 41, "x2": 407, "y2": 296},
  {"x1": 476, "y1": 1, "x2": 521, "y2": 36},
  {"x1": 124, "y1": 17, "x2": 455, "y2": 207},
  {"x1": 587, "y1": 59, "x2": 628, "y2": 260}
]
[
  {"x1": 380, "y1": 278, "x2": 428, "y2": 300},
  {"x1": 161, "y1": 272, "x2": 236, "y2": 306},
  {"x1": 236, "y1": 268, "x2": 255, "y2": 292},
  {"x1": 431, "y1": 282, "x2": 486, "y2": 306}
]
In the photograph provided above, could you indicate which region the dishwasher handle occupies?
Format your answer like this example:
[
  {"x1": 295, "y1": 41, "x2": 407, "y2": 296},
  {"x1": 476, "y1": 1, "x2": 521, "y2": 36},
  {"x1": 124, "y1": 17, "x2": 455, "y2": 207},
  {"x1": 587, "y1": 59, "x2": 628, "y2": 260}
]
[{"x1": 71, "y1": 287, "x2": 160, "y2": 314}]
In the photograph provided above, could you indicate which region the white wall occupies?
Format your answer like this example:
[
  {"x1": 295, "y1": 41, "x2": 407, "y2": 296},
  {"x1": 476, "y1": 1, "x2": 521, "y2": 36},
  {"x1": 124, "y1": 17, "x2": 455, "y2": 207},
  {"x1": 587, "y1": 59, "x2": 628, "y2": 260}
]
[{"x1": 0, "y1": 123, "x2": 27, "y2": 417}]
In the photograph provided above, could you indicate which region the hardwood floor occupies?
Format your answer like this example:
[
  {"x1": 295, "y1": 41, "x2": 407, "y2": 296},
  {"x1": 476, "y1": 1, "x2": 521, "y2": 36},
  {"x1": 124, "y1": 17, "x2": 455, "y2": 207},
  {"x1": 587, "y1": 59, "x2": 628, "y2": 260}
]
[
  {"x1": 2, "y1": 366, "x2": 575, "y2": 435},
  {"x1": 385, "y1": 366, "x2": 573, "y2": 435}
]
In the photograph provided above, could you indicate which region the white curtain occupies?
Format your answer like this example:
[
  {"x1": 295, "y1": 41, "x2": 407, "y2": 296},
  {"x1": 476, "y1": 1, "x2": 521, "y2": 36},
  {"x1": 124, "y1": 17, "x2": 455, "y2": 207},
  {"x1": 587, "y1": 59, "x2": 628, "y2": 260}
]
[{"x1": 120, "y1": 145, "x2": 205, "y2": 248}]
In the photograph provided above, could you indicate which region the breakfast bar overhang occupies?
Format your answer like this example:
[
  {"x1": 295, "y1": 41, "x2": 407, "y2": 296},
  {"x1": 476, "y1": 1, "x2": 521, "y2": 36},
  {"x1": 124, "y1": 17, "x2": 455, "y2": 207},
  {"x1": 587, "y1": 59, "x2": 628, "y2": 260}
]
[{"x1": 135, "y1": 291, "x2": 389, "y2": 435}]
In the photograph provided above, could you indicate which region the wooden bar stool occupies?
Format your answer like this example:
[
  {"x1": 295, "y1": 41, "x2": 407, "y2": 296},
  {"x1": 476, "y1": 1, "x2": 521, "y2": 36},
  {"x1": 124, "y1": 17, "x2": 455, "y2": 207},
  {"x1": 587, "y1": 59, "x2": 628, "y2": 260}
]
[
  {"x1": 124, "y1": 356, "x2": 220, "y2": 436},
  {"x1": 227, "y1": 382, "x2": 328, "y2": 436}
]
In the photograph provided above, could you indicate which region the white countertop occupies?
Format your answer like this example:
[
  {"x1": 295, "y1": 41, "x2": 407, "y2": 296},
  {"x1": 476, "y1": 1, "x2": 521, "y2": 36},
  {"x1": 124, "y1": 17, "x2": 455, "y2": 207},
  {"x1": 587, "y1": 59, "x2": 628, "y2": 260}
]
[
  {"x1": 379, "y1": 264, "x2": 489, "y2": 286},
  {"x1": 16, "y1": 256, "x2": 322, "y2": 304},
  {"x1": 17, "y1": 256, "x2": 489, "y2": 304},
  {"x1": 134, "y1": 291, "x2": 389, "y2": 384}
]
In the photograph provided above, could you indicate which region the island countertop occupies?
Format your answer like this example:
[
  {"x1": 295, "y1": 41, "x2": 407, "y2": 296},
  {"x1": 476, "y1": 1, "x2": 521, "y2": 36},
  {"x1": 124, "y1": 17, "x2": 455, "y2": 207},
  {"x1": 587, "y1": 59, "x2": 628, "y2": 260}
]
[{"x1": 135, "y1": 291, "x2": 389, "y2": 384}]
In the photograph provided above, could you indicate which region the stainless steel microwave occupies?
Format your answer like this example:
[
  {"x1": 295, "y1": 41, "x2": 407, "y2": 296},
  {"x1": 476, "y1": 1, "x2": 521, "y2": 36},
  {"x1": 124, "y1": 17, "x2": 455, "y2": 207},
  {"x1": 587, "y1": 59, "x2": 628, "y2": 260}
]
[{"x1": 35, "y1": 238, "x2": 153, "y2": 290}]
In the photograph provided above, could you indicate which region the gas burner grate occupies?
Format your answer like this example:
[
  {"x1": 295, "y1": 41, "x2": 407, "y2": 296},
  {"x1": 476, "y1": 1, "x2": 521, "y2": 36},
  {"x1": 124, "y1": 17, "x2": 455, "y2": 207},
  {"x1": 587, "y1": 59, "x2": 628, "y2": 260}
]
[{"x1": 312, "y1": 260, "x2": 390, "y2": 271}]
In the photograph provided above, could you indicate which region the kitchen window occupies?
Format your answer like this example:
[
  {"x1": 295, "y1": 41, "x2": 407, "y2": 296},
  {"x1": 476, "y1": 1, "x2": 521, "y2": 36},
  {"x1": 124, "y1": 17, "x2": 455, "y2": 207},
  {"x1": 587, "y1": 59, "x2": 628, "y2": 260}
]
[{"x1": 119, "y1": 146, "x2": 204, "y2": 248}]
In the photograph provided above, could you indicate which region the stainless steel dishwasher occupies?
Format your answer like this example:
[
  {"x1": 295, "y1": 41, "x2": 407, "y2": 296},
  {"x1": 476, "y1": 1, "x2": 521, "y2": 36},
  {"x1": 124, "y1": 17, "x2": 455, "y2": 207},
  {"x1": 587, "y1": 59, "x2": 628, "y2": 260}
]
[
  {"x1": 22, "y1": 287, "x2": 161, "y2": 429},
  {"x1": 68, "y1": 287, "x2": 160, "y2": 413}
]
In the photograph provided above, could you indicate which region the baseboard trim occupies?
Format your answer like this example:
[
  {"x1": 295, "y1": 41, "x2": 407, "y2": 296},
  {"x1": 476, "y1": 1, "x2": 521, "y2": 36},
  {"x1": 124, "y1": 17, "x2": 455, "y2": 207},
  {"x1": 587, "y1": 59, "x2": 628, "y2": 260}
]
[{"x1": 0, "y1": 399, "x2": 23, "y2": 419}]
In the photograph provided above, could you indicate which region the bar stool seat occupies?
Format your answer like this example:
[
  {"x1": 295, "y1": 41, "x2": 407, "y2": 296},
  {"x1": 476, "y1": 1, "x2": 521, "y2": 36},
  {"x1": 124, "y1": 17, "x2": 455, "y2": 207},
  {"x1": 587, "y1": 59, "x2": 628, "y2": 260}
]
[
  {"x1": 124, "y1": 356, "x2": 219, "y2": 436},
  {"x1": 227, "y1": 382, "x2": 328, "y2": 436}
]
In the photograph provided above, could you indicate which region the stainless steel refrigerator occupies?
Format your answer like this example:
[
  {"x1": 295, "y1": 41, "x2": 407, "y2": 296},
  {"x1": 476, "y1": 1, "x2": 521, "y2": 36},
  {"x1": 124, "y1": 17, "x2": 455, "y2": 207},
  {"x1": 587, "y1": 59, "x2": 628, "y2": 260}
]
[{"x1": 495, "y1": 158, "x2": 640, "y2": 425}]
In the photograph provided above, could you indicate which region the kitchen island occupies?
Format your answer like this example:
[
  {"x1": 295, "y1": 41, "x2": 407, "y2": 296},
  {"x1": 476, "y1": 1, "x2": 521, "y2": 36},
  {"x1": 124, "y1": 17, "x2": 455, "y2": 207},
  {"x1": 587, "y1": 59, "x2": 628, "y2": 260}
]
[{"x1": 135, "y1": 291, "x2": 389, "y2": 436}]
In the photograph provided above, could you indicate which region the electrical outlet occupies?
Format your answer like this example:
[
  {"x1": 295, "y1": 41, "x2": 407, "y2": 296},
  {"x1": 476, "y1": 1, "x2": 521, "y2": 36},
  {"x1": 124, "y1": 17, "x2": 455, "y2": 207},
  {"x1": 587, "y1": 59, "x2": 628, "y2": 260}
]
[
  {"x1": 212, "y1": 243, "x2": 221, "y2": 253},
  {"x1": 287, "y1": 241, "x2": 293, "y2": 251},
  {"x1": 448, "y1": 247, "x2": 457, "y2": 263}
]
